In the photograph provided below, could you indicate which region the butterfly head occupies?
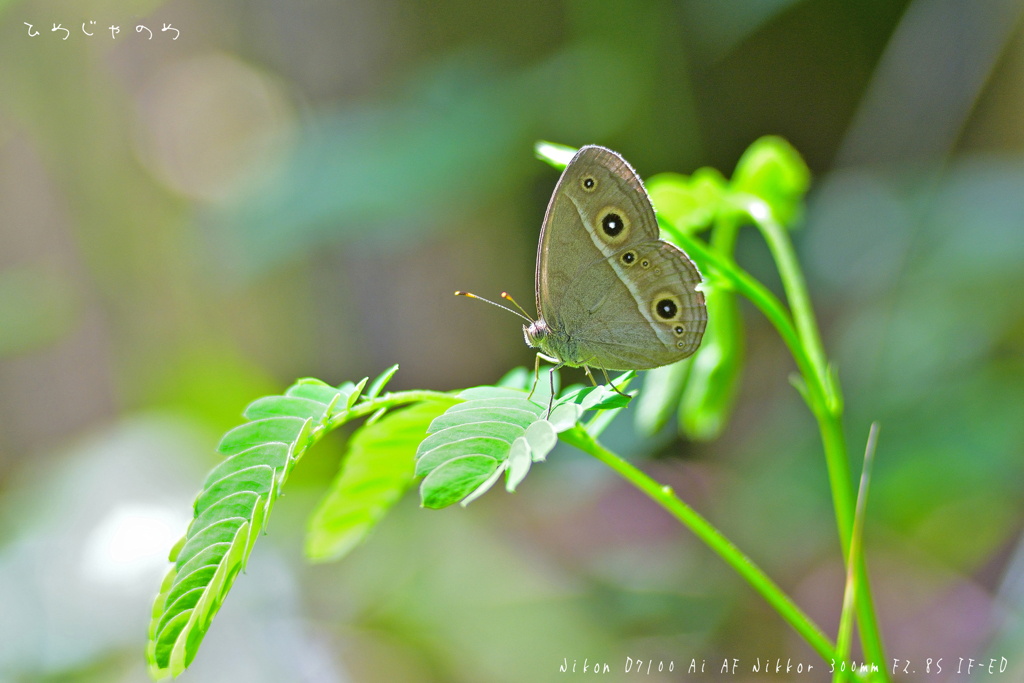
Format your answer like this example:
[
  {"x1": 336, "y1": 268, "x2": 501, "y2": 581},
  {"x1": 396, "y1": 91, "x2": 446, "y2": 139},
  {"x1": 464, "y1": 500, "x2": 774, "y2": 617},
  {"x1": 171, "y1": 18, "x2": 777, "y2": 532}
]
[{"x1": 523, "y1": 319, "x2": 550, "y2": 349}]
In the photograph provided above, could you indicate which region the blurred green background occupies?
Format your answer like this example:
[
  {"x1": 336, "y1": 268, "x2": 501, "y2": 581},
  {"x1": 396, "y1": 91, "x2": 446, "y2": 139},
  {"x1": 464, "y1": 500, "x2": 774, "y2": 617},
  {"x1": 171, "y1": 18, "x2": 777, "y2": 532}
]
[{"x1": 2, "y1": 0, "x2": 1023, "y2": 681}]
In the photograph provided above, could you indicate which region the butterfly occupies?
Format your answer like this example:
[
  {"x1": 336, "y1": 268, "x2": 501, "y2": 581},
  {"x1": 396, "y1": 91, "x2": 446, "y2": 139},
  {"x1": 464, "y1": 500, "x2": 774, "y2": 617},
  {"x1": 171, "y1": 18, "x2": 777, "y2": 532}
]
[{"x1": 459, "y1": 145, "x2": 707, "y2": 410}]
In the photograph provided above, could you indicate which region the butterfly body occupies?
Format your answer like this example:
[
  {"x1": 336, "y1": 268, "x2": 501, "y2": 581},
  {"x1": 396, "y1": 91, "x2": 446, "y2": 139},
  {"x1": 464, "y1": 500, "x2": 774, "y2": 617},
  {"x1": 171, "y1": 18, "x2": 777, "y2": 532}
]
[
  {"x1": 524, "y1": 318, "x2": 583, "y2": 367},
  {"x1": 528, "y1": 145, "x2": 707, "y2": 373}
]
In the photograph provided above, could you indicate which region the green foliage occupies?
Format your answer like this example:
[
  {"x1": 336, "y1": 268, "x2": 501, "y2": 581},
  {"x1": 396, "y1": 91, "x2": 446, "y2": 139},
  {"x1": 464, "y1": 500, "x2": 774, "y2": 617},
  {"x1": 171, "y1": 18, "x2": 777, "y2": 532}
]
[
  {"x1": 678, "y1": 275, "x2": 744, "y2": 441},
  {"x1": 417, "y1": 372, "x2": 635, "y2": 509},
  {"x1": 364, "y1": 363, "x2": 400, "y2": 402},
  {"x1": 144, "y1": 360, "x2": 639, "y2": 679},
  {"x1": 731, "y1": 135, "x2": 811, "y2": 227},
  {"x1": 305, "y1": 398, "x2": 456, "y2": 562},
  {"x1": 633, "y1": 359, "x2": 691, "y2": 436},
  {"x1": 534, "y1": 140, "x2": 578, "y2": 169},
  {"x1": 646, "y1": 168, "x2": 726, "y2": 234},
  {"x1": 147, "y1": 367, "x2": 412, "y2": 679},
  {"x1": 633, "y1": 275, "x2": 745, "y2": 442},
  {"x1": 150, "y1": 137, "x2": 894, "y2": 681}
]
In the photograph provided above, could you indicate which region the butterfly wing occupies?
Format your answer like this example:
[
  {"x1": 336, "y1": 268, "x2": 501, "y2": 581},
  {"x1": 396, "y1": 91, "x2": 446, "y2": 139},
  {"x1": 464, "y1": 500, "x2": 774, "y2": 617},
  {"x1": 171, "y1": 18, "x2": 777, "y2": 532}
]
[
  {"x1": 536, "y1": 146, "x2": 660, "y2": 320},
  {"x1": 535, "y1": 145, "x2": 706, "y2": 370},
  {"x1": 559, "y1": 240, "x2": 706, "y2": 370}
]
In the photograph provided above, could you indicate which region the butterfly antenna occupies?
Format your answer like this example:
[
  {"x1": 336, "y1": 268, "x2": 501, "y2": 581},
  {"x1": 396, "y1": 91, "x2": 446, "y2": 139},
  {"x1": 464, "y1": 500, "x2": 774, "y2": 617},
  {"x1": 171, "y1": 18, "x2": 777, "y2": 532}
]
[
  {"x1": 500, "y1": 292, "x2": 534, "y2": 322},
  {"x1": 455, "y1": 291, "x2": 533, "y2": 323}
]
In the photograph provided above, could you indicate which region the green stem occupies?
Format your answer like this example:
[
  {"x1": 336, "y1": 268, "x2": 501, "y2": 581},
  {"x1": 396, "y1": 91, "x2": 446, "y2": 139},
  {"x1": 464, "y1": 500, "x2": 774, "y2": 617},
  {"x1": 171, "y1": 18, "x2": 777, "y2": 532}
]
[
  {"x1": 325, "y1": 390, "x2": 461, "y2": 430},
  {"x1": 659, "y1": 218, "x2": 826, "y2": 409},
  {"x1": 835, "y1": 423, "x2": 880, "y2": 683},
  {"x1": 815, "y1": 414, "x2": 887, "y2": 678},
  {"x1": 662, "y1": 211, "x2": 888, "y2": 679},
  {"x1": 736, "y1": 197, "x2": 829, "y2": 381},
  {"x1": 710, "y1": 212, "x2": 741, "y2": 254},
  {"x1": 738, "y1": 202, "x2": 887, "y2": 674},
  {"x1": 559, "y1": 426, "x2": 842, "y2": 666}
]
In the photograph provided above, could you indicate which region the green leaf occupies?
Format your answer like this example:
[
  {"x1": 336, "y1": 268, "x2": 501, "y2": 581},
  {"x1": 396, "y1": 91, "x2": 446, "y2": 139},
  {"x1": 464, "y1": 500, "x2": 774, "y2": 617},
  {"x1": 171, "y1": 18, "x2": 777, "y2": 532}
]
[
  {"x1": 421, "y1": 455, "x2": 498, "y2": 508},
  {"x1": 448, "y1": 397, "x2": 544, "y2": 416},
  {"x1": 415, "y1": 375, "x2": 634, "y2": 508},
  {"x1": 731, "y1": 135, "x2": 810, "y2": 227},
  {"x1": 429, "y1": 406, "x2": 540, "y2": 432},
  {"x1": 194, "y1": 466, "x2": 274, "y2": 513},
  {"x1": 365, "y1": 406, "x2": 387, "y2": 426},
  {"x1": 146, "y1": 567, "x2": 178, "y2": 679},
  {"x1": 788, "y1": 371, "x2": 810, "y2": 406},
  {"x1": 496, "y1": 366, "x2": 531, "y2": 389},
  {"x1": 203, "y1": 444, "x2": 292, "y2": 491},
  {"x1": 557, "y1": 371, "x2": 635, "y2": 411},
  {"x1": 286, "y1": 378, "x2": 347, "y2": 404},
  {"x1": 525, "y1": 420, "x2": 557, "y2": 462},
  {"x1": 417, "y1": 394, "x2": 541, "y2": 506},
  {"x1": 346, "y1": 377, "x2": 369, "y2": 408},
  {"x1": 305, "y1": 399, "x2": 455, "y2": 562},
  {"x1": 146, "y1": 372, "x2": 408, "y2": 679},
  {"x1": 679, "y1": 278, "x2": 744, "y2": 441},
  {"x1": 167, "y1": 534, "x2": 187, "y2": 562},
  {"x1": 547, "y1": 402, "x2": 583, "y2": 432},
  {"x1": 217, "y1": 416, "x2": 307, "y2": 455},
  {"x1": 534, "y1": 140, "x2": 577, "y2": 169},
  {"x1": 415, "y1": 436, "x2": 509, "y2": 476},
  {"x1": 581, "y1": 372, "x2": 638, "y2": 439},
  {"x1": 458, "y1": 386, "x2": 534, "y2": 400},
  {"x1": 647, "y1": 168, "x2": 726, "y2": 235},
  {"x1": 825, "y1": 362, "x2": 844, "y2": 416},
  {"x1": 365, "y1": 364, "x2": 400, "y2": 402},
  {"x1": 835, "y1": 423, "x2": 880, "y2": 679},
  {"x1": 243, "y1": 396, "x2": 327, "y2": 421},
  {"x1": 418, "y1": 421, "x2": 527, "y2": 458},
  {"x1": 634, "y1": 360, "x2": 692, "y2": 437},
  {"x1": 504, "y1": 437, "x2": 532, "y2": 491},
  {"x1": 561, "y1": 385, "x2": 629, "y2": 412},
  {"x1": 459, "y1": 460, "x2": 508, "y2": 507}
]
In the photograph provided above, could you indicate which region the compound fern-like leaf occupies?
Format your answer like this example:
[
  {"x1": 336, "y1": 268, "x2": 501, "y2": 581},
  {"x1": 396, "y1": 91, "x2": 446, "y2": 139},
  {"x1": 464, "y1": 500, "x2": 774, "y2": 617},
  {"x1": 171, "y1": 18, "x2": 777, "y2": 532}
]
[
  {"x1": 146, "y1": 377, "x2": 367, "y2": 679},
  {"x1": 416, "y1": 372, "x2": 635, "y2": 508},
  {"x1": 305, "y1": 398, "x2": 457, "y2": 562}
]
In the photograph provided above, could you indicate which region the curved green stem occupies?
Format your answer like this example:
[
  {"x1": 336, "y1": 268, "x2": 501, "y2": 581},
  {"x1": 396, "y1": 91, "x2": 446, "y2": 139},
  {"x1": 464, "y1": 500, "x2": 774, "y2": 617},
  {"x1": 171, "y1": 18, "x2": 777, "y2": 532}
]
[
  {"x1": 659, "y1": 218, "x2": 828, "y2": 411},
  {"x1": 835, "y1": 423, "x2": 880, "y2": 683},
  {"x1": 737, "y1": 201, "x2": 887, "y2": 674},
  {"x1": 662, "y1": 211, "x2": 888, "y2": 679},
  {"x1": 325, "y1": 390, "x2": 461, "y2": 430},
  {"x1": 710, "y1": 212, "x2": 741, "y2": 254},
  {"x1": 735, "y1": 196, "x2": 829, "y2": 381},
  {"x1": 561, "y1": 426, "x2": 866, "y2": 676}
]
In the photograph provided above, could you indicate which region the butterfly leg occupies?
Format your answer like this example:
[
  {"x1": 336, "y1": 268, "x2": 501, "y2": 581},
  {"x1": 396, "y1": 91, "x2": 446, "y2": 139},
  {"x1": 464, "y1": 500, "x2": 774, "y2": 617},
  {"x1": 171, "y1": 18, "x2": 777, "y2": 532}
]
[
  {"x1": 582, "y1": 364, "x2": 599, "y2": 387},
  {"x1": 545, "y1": 362, "x2": 565, "y2": 419},
  {"x1": 599, "y1": 365, "x2": 630, "y2": 398},
  {"x1": 527, "y1": 352, "x2": 560, "y2": 401},
  {"x1": 526, "y1": 353, "x2": 542, "y2": 401}
]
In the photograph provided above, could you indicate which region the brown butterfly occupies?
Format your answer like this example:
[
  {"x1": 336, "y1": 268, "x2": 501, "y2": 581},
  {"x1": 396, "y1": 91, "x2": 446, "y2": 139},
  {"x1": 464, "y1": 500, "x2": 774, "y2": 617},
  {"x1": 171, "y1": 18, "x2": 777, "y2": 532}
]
[{"x1": 460, "y1": 145, "x2": 707, "y2": 404}]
